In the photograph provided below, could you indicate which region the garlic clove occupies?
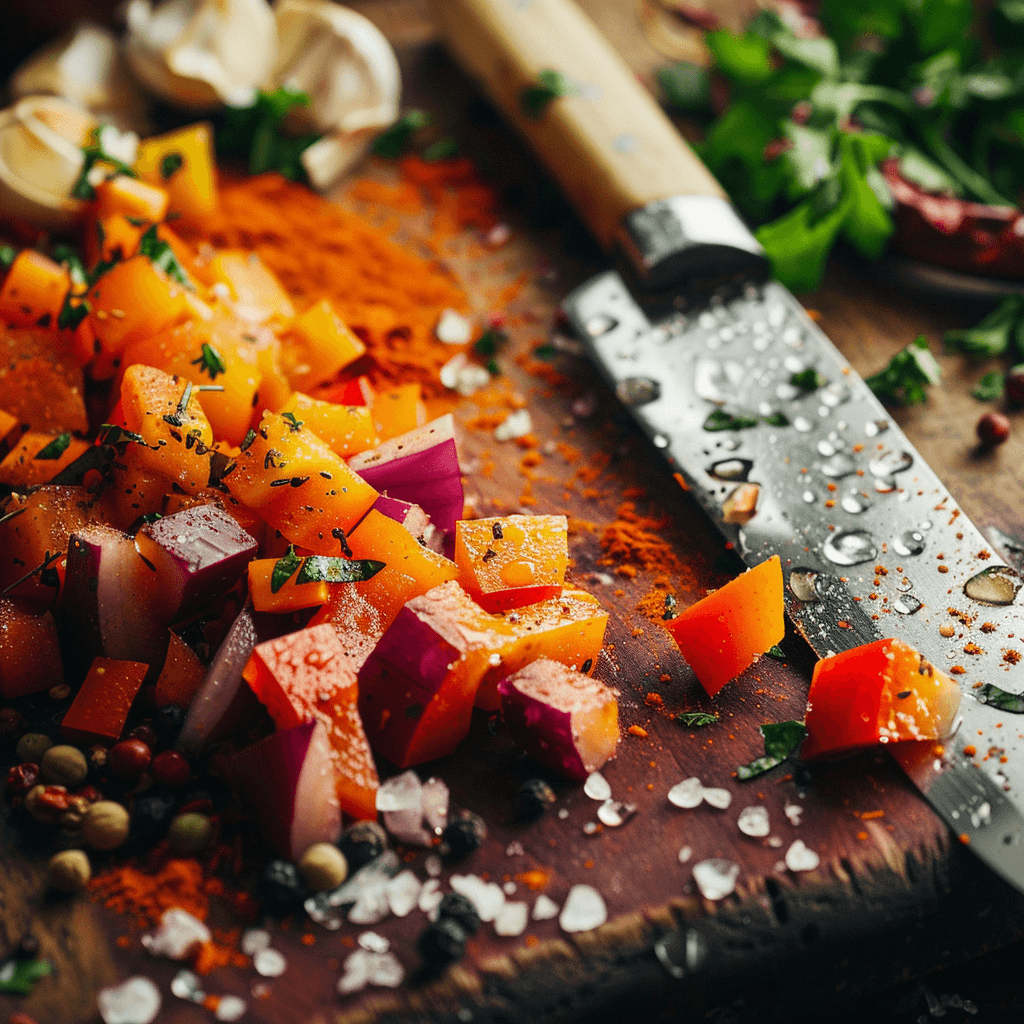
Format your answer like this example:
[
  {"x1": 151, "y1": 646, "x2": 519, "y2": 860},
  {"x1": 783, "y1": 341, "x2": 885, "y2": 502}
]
[
  {"x1": 10, "y1": 22, "x2": 151, "y2": 135},
  {"x1": 125, "y1": 0, "x2": 278, "y2": 110},
  {"x1": 270, "y1": 0, "x2": 401, "y2": 190},
  {"x1": 0, "y1": 95, "x2": 98, "y2": 231}
]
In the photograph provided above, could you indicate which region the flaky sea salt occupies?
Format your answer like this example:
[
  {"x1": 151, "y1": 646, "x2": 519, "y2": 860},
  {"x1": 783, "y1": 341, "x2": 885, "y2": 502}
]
[
  {"x1": 418, "y1": 878, "x2": 444, "y2": 915},
  {"x1": 785, "y1": 804, "x2": 803, "y2": 826},
  {"x1": 215, "y1": 995, "x2": 247, "y2": 1021},
  {"x1": 597, "y1": 799, "x2": 636, "y2": 827},
  {"x1": 494, "y1": 409, "x2": 532, "y2": 441},
  {"x1": 359, "y1": 932, "x2": 390, "y2": 953},
  {"x1": 141, "y1": 907, "x2": 211, "y2": 960},
  {"x1": 702, "y1": 787, "x2": 732, "y2": 810},
  {"x1": 559, "y1": 885, "x2": 607, "y2": 933},
  {"x1": 240, "y1": 929, "x2": 272, "y2": 956},
  {"x1": 422, "y1": 777, "x2": 449, "y2": 834},
  {"x1": 677, "y1": 846, "x2": 693, "y2": 863},
  {"x1": 436, "y1": 309, "x2": 472, "y2": 344},
  {"x1": 785, "y1": 839, "x2": 820, "y2": 872},
  {"x1": 440, "y1": 352, "x2": 491, "y2": 396},
  {"x1": 97, "y1": 977, "x2": 161, "y2": 1024},
  {"x1": 494, "y1": 901, "x2": 529, "y2": 937},
  {"x1": 378, "y1": 771, "x2": 432, "y2": 846},
  {"x1": 170, "y1": 970, "x2": 203, "y2": 1002},
  {"x1": 668, "y1": 777, "x2": 704, "y2": 809},
  {"x1": 584, "y1": 771, "x2": 612, "y2": 801},
  {"x1": 532, "y1": 894, "x2": 560, "y2": 921},
  {"x1": 253, "y1": 947, "x2": 287, "y2": 978},
  {"x1": 692, "y1": 859, "x2": 740, "y2": 901},
  {"x1": 450, "y1": 874, "x2": 506, "y2": 922},
  {"x1": 386, "y1": 870, "x2": 422, "y2": 918},
  {"x1": 737, "y1": 806, "x2": 771, "y2": 837}
]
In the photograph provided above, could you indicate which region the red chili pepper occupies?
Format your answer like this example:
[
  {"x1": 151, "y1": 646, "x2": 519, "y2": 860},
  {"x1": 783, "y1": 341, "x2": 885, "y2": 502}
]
[{"x1": 6, "y1": 762, "x2": 39, "y2": 797}]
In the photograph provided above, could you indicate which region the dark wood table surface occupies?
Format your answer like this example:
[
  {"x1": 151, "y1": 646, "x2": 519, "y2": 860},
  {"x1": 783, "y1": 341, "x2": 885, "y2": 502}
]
[{"x1": 3, "y1": 2, "x2": 1024, "y2": 1023}]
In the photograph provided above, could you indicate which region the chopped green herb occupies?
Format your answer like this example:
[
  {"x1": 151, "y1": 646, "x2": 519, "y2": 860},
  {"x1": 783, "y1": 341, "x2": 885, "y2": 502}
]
[
  {"x1": 790, "y1": 368, "x2": 827, "y2": 391},
  {"x1": 139, "y1": 225, "x2": 194, "y2": 289},
  {"x1": 675, "y1": 711, "x2": 719, "y2": 728},
  {"x1": 762, "y1": 411, "x2": 790, "y2": 426},
  {"x1": 190, "y1": 343, "x2": 227, "y2": 380},
  {"x1": 270, "y1": 546, "x2": 303, "y2": 593},
  {"x1": 657, "y1": 62, "x2": 711, "y2": 112},
  {"x1": 766, "y1": 644, "x2": 786, "y2": 659},
  {"x1": 945, "y1": 297, "x2": 1024, "y2": 358},
  {"x1": 973, "y1": 370, "x2": 1005, "y2": 401},
  {"x1": 69, "y1": 129, "x2": 137, "y2": 201},
  {"x1": 976, "y1": 682, "x2": 1024, "y2": 714},
  {"x1": 422, "y1": 138, "x2": 460, "y2": 163},
  {"x1": 281, "y1": 411, "x2": 304, "y2": 432},
  {"x1": 295, "y1": 556, "x2": 386, "y2": 585},
  {"x1": 33, "y1": 433, "x2": 72, "y2": 460},
  {"x1": 240, "y1": 429, "x2": 257, "y2": 452},
  {"x1": 486, "y1": 357, "x2": 501, "y2": 376},
  {"x1": 520, "y1": 69, "x2": 576, "y2": 118},
  {"x1": 532, "y1": 343, "x2": 557, "y2": 360},
  {"x1": 0, "y1": 245, "x2": 16, "y2": 270},
  {"x1": 703, "y1": 409, "x2": 760, "y2": 431},
  {"x1": 474, "y1": 327, "x2": 508, "y2": 357},
  {"x1": 51, "y1": 245, "x2": 88, "y2": 290},
  {"x1": 57, "y1": 294, "x2": 90, "y2": 331},
  {"x1": 139, "y1": 512, "x2": 163, "y2": 524},
  {"x1": 736, "y1": 719, "x2": 807, "y2": 780},
  {"x1": 0, "y1": 957, "x2": 52, "y2": 995},
  {"x1": 372, "y1": 110, "x2": 430, "y2": 158},
  {"x1": 865, "y1": 335, "x2": 941, "y2": 406},
  {"x1": 160, "y1": 151, "x2": 185, "y2": 180}
]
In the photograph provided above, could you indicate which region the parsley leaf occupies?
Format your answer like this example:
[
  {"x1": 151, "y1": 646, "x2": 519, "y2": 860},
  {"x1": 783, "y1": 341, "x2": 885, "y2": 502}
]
[
  {"x1": 736, "y1": 720, "x2": 807, "y2": 780},
  {"x1": 160, "y1": 152, "x2": 184, "y2": 180},
  {"x1": 474, "y1": 326, "x2": 508, "y2": 357},
  {"x1": 0, "y1": 957, "x2": 52, "y2": 995},
  {"x1": 271, "y1": 546, "x2": 303, "y2": 593},
  {"x1": 138, "y1": 225, "x2": 194, "y2": 289},
  {"x1": 520, "y1": 69, "x2": 576, "y2": 118},
  {"x1": 944, "y1": 297, "x2": 1024, "y2": 357},
  {"x1": 191, "y1": 343, "x2": 227, "y2": 380},
  {"x1": 675, "y1": 711, "x2": 719, "y2": 728},
  {"x1": 33, "y1": 433, "x2": 72, "y2": 460},
  {"x1": 295, "y1": 556, "x2": 386, "y2": 585},
  {"x1": 373, "y1": 110, "x2": 430, "y2": 158},
  {"x1": 865, "y1": 335, "x2": 941, "y2": 406},
  {"x1": 973, "y1": 369, "x2": 1005, "y2": 401},
  {"x1": 976, "y1": 682, "x2": 1024, "y2": 714},
  {"x1": 703, "y1": 409, "x2": 760, "y2": 431}
]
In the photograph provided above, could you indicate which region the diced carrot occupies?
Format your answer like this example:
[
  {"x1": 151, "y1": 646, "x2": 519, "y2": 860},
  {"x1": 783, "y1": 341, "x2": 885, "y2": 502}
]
[
  {"x1": 664, "y1": 555, "x2": 784, "y2": 697},
  {"x1": 0, "y1": 250, "x2": 70, "y2": 329},
  {"x1": 154, "y1": 631, "x2": 206, "y2": 708},
  {"x1": 0, "y1": 431, "x2": 90, "y2": 487},
  {"x1": 0, "y1": 407, "x2": 21, "y2": 457},
  {"x1": 62, "y1": 656, "x2": 148, "y2": 746},
  {"x1": 243, "y1": 624, "x2": 379, "y2": 820},
  {"x1": 372, "y1": 383, "x2": 426, "y2": 440},
  {"x1": 0, "y1": 599, "x2": 64, "y2": 699}
]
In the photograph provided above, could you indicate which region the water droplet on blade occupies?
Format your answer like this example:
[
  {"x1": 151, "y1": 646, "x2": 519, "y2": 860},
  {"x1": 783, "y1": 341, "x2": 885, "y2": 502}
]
[
  {"x1": 793, "y1": 416, "x2": 813, "y2": 433},
  {"x1": 894, "y1": 595, "x2": 923, "y2": 615},
  {"x1": 653, "y1": 433, "x2": 669, "y2": 449},
  {"x1": 892, "y1": 530, "x2": 926, "y2": 557},
  {"x1": 802, "y1": 490, "x2": 816, "y2": 504},
  {"x1": 865, "y1": 419, "x2": 889, "y2": 437},
  {"x1": 964, "y1": 565, "x2": 1022, "y2": 606},
  {"x1": 616, "y1": 377, "x2": 661, "y2": 407},
  {"x1": 823, "y1": 530, "x2": 878, "y2": 566},
  {"x1": 874, "y1": 474, "x2": 896, "y2": 493},
  {"x1": 708, "y1": 458, "x2": 753, "y2": 481},
  {"x1": 869, "y1": 450, "x2": 913, "y2": 477},
  {"x1": 586, "y1": 314, "x2": 617, "y2": 336},
  {"x1": 789, "y1": 569, "x2": 820, "y2": 602},
  {"x1": 584, "y1": 772, "x2": 612, "y2": 801},
  {"x1": 821, "y1": 454, "x2": 857, "y2": 479},
  {"x1": 841, "y1": 493, "x2": 869, "y2": 514},
  {"x1": 668, "y1": 777, "x2": 704, "y2": 809}
]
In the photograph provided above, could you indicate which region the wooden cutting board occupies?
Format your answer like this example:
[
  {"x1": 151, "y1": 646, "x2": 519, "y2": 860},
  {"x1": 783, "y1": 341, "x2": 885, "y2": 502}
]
[{"x1": 3, "y1": 3, "x2": 1024, "y2": 1023}]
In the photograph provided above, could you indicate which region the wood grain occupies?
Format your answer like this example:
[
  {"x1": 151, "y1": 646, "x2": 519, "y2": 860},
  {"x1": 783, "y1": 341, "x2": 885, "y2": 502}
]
[{"x1": 2, "y1": 3, "x2": 1024, "y2": 1024}]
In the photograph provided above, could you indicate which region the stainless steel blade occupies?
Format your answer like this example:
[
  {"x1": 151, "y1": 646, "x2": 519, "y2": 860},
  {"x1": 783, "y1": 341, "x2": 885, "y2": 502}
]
[{"x1": 563, "y1": 270, "x2": 1024, "y2": 888}]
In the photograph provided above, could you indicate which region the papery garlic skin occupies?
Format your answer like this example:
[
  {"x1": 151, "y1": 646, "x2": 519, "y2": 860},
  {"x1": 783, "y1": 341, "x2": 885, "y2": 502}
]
[
  {"x1": 270, "y1": 0, "x2": 401, "y2": 189},
  {"x1": 0, "y1": 96, "x2": 98, "y2": 231},
  {"x1": 10, "y1": 22, "x2": 150, "y2": 135},
  {"x1": 125, "y1": 0, "x2": 278, "y2": 109}
]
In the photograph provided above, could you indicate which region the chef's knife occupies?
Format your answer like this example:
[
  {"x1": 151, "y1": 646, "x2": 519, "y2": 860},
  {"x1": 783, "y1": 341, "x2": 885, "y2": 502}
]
[{"x1": 438, "y1": 0, "x2": 1024, "y2": 893}]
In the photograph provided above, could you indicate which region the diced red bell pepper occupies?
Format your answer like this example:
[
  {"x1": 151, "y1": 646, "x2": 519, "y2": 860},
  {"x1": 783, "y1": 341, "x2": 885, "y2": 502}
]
[{"x1": 62, "y1": 657, "x2": 148, "y2": 746}]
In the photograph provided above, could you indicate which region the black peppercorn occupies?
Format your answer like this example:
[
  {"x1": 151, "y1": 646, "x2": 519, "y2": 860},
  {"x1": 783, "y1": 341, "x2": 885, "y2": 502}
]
[
  {"x1": 154, "y1": 705, "x2": 186, "y2": 747},
  {"x1": 436, "y1": 892, "x2": 480, "y2": 936},
  {"x1": 337, "y1": 819, "x2": 388, "y2": 871},
  {"x1": 442, "y1": 810, "x2": 487, "y2": 859},
  {"x1": 417, "y1": 917, "x2": 468, "y2": 968},
  {"x1": 515, "y1": 778, "x2": 556, "y2": 821},
  {"x1": 257, "y1": 859, "x2": 307, "y2": 916}
]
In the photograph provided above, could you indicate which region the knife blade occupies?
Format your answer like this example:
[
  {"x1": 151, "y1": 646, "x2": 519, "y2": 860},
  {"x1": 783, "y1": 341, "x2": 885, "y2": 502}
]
[{"x1": 437, "y1": 0, "x2": 1024, "y2": 891}]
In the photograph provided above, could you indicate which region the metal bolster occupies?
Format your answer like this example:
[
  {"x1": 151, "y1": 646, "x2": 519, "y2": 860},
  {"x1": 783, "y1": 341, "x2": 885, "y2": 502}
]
[{"x1": 616, "y1": 196, "x2": 769, "y2": 290}]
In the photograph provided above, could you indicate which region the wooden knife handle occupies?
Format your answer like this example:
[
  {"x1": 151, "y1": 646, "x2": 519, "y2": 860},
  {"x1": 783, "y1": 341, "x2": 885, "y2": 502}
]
[{"x1": 435, "y1": 0, "x2": 728, "y2": 254}]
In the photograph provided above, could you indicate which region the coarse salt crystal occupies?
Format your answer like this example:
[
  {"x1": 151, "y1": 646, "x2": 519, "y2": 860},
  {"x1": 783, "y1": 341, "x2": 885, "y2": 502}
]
[
  {"x1": 418, "y1": 878, "x2": 444, "y2": 915},
  {"x1": 494, "y1": 901, "x2": 529, "y2": 937},
  {"x1": 785, "y1": 839, "x2": 820, "y2": 872},
  {"x1": 385, "y1": 870, "x2": 421, "y2": 918},
  {"x1": 668, "y1": 777, "x2": 703, "y2": 809},
  {"x1": 532, "y1": 894, "x2": 560, "y2": 921},
  {"x1": 141, "y1": 907, "x2": 211, "y2": 961},
  {"x1": 584, "y1": 771, "x2": 611, "y2": 801},
  {"x1": 494, "y1": 409, "x2": 532, "y2": 441},
  {"x1": 702, "y1": 787, "x2": 732, "y2": 810},
  {"x1": 253, "y1": 947, "x2": 287, "y2": 978},
  {"x1": 97, "y1": 977, "x2": 162, "y2": 1024},
  {"x1": 737, "y1": 806, "x2": 770, "y2": 838},
  {"x1": 240, "y1": 928, "x2": 272, "y2": 956},
  {"x1": 358, "y1": 932, "x2": 390, "y2": 953},
  {"x1": 559, "y1": 884, "x2": 607, "y2": 933},
  {"x1": 450, "y1": 874, "x2": 506, "y2": 922},
  {"x1": 436, "y1": 309, "x2": 472, "y2": 344},
  {"x1": 677, "y1": 846, "x2": 693, "y2": 863},
  {"x1": 692, "y1": 859, "x2": 740, "y2": 901},
  {"x1": 215, "y1": 995, "x2": 247, "y2": 1021}
]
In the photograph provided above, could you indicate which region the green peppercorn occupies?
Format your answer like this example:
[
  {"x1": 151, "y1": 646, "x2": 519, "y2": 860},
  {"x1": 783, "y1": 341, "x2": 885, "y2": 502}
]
[
  {"x1": 167, "y1": 812, "x2": 212, "y2": 854},
  {"x1": 16, "y1": 733, "x2": 53, "y2": 763},
  {"x1": 47, "y1": 849, "x2": 91, "y2": 894},
  {"x1": 298, "y1": 843, "x2": 348, "y2": 892},
  {"x1": 82, "y1": 800, "x2": 130, "y2": 851},
  {"x1": 40, "y1": 745, "x2": 89, "y2": 788}
]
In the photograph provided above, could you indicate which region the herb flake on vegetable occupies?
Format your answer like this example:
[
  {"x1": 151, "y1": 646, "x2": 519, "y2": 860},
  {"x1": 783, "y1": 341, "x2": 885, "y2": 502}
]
[
  {"x1": 736, "y1": 720, "x2": 807, "y2": 780},
  {"x1": 160, "y1": 152, "x2": 185, "y2": 180},
  {"x1": 33, "y1": 433, "x2": 72, "y2": 460},
  {"x1": 520, "y1": 69, "x2": 576, "y2": 118},
  {"x1": 372, "y1": 110, "x2": 430, "y2": 159},
  {"x1": 675, "y1": 711, "x2": 719, "y2": 728},
  {"x1": 976, "y1": 682, "x2": 1024, "y2": 714},
  {"x1": 703, "y1": 409, "x2": 759, "y2": 431},
  {"x1": 295, "y1": 556, "x2": 386, "y2": 585},
  {"x1": 865, "y1": 335, "x2": 941, "y2": 406},
  {"x1": 973, "y1": 370, "x2": 1005, "y2": 401},
  {"x1": 271, "y1": 546, "x2": 303, "y2": 593},
  {"x1": 139, "y1": 225, "x2": 194, "y2": 290},
  {"x1": 422, "y1": 139, "x2": 460, "y2": 163},
  {"x1": 191, "y1": 343, "x2": 227, "y2": 380}
]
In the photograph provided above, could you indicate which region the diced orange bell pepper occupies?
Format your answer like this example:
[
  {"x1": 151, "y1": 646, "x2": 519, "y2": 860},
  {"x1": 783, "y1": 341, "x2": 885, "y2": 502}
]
[
  {"x1": 62, "y1": 656, "x2": 148, "y2": 746},
  {"x1": 455, "y1": 514, "x2": 567, "y2": 612},
  {"x1": 86, "y1": 255, "x2": 190, "y2": 362},
  {"x1": 0, "y1": 408, "x2": 22, "y2": 457},
  {"x1": 154, "y1": 630, "x2": 206, "y2": 709},
  {"x1": 103, "y1": 442, "x2": 174, "y2": 530},
  {"x1": 0, "y1": 431, "x2": 90, "y2": 488},
  {"x1": 372, "y1": 383, "x2": 427, "y2": 441},
  {"x1": 250, "y1": 333, "x2": 293, "y2": 416},
  {"x1": 121, "y1": 311, "x2": 261, "y2": 446},
  {"x1": 120, "y1": 364, "x2": 216, "y2": 493},
  {"x1": 347, "y1": 508, "x2": 458, "y2": 594},
  {"x1": 134, "y1": 123, "x2": 218, "y2": 222},
  {"x1": 802, "y1": 638, "x2": 962, "y2": 761},
  {"x1": 248, "y1": 556, "x2": 330, "y2": 613},
  {"x1": 0, "y1": 250, "x2": 70, "y2": 329},
  {"x1": 283, "y1": 299, "x2": 366, "y2": 392},
  {"x1": 664, "y1": 555, "x2": 784, "y2": 697},
  {"x1": 95, "y1": 174, "x2": 170, "y2": 224},
  {"x1": 226, "y1": 412, "x2": 377, "y2": 553},
  {"x1": 0, "y1": 326, "x2": 89, "y2": 434},
  {"x1": 243, "y1": 624, "x2": 379, "y2": 820},
  {"x1": 0, "y1": 599, "x2": 64, "y2": 699},
  {"x1": 87, "y1": 213, "x2": 147, "y2": 266},
  {"x1": 475, "y1": 588, "x2": 609, "y2": 711},
  {"x1": 208, "y1": 251, "x2": 295, "y2": 328},
  {"x1": 278, "y1": 392, "x2": 378, "y2": 459}
]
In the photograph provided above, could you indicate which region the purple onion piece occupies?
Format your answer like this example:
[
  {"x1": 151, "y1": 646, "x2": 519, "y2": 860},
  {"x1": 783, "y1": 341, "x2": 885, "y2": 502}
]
[
  {"x1": 62, "y1": 524, "x2": 169, "y2": 670},
  {"x1": 371, "y1": 495, "x2": 432, "y2": 538},
  {"x1": 136, "y1": 505, "x2": 257, "y2": 622}
]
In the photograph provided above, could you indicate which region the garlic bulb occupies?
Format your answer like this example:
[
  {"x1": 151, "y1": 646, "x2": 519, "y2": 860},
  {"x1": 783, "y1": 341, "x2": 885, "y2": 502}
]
[
  {"x1": 9, "y1": 22, "x2": 150, "y2": 135},
  {"x1": 270, "y1": 0, "x2": 401, "y2": 190},
  {"x1": 0, "y1": 96, "x2": 97, "y2": 231},
  {"x1": 124, "y1": 0, "x2": 278, "y2": 109}
]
